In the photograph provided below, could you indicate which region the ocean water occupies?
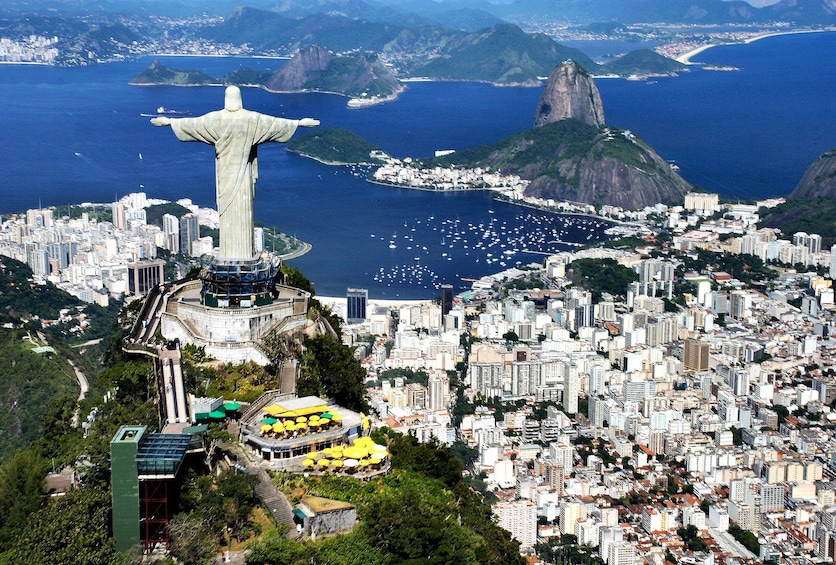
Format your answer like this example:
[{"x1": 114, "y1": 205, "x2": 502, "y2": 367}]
[
  {"x1": 0, "y1": 32, "x2": 834, "y2": 297},
  {"x1": 597, "y1": 31, "x2": 836, "y2": 197}
]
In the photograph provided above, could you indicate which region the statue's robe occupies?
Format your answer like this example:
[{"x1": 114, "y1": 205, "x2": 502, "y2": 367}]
[{"x1": 170, "y1": 110, "x2": 298, "y2": 260}]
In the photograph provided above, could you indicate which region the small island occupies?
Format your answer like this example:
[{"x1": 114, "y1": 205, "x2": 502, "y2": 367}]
[
  {"x1": 286, "y1": 128, "x2": 387, "y2": 165},
  {"x1": 129, "y1": 59, "x2": 218, "y2": 86}
]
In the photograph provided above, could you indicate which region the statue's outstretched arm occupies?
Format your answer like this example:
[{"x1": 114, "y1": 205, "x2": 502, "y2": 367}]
[
  {"x1": 151, "y1": 117, "x2": 172, "y2": 127},
  {"x1": 298, "y1": 118, "x2": 320, "y2": 127}
]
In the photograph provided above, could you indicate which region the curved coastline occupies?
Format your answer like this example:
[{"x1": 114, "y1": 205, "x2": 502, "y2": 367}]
[
  {"x1": 285, "y1": 149, "x2": 382, "y2": 167},
  {"x1": 676, "y1": 27, "x2": 835, "y2": 64},
  {"x1": 366, "y1": 178, "x2": 634, "y2": 227},
  {"x1": 366, "y1": 177, "x2": 495, "y2": 193},
  {"x1": 279, "y1": 240, "x2": 312, "y2": 261}
]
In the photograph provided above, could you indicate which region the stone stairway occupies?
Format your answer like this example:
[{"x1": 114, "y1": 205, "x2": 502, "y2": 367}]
[
  {"x1": 250, "y1": 467, "x2": 296, "y2": 534},
  {"x1": 224, "y1": 424, "x2": 298, "y2": 537}
]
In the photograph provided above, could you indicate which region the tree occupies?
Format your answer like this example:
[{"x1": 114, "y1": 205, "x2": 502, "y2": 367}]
[
  {"x1": 677, "y1": 524, "x2": 708, "y2": 552},
  {"x1": 728, "y1": 523, "x2": 760, "y2": 554},
  {"x1": 281, "y1": 264, "x2": 315, "y2": 295},
  {"x1": 245, "y1": 527, "x2": 307, "y2": 565},
  {"x1": 502, "y1": 330, "x2": 519, "y2": 344},
  {"x1": 299, "y1": 334, "x2": 368, "y2": 412},
  {"x1": 7, "y1": 486, "x2": 114, "y2": 564},
  {"x1": 169, "y1": 513, "x2": 217, "y2": 565},
  {"x1": 0, "y1": 450, "x2": 49, "y2": 550}
]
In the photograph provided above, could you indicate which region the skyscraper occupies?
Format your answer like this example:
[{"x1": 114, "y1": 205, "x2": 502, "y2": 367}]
[
  {"x1": 162, "y1": 214, "x2": 180, "y2": 254},
  {"x1": 346, "y1": 288, "x2": 368, "y2": 324},
  {"x1": 179, "y1": 213, "x2": 199, "y2": 256},
  {"x1": 684, "y1": 339, "x2": 709, "y2": 372},
  {"x1": 440, "y1": 284, "x2": 453, "y2": 317}
]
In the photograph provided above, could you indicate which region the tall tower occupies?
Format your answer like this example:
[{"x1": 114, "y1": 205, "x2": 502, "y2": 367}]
[
  {"x1": 112, "y1": 202, "x2": 127, "y2": 230},
  {"x1": 162, "y1": 214, "x2": 179, "y2": 254},
  {"x1": 346, "y1": 288, "x2": 368, "y2": 324},
  {"x1": 564, "y1": 365, "x2": 579, "y2": 415},
  {"x1": 440, "y1": 284, "x2": 453, "y2": 317},
  {"x1": 179, "y1": 213, "x2": 198, "y2": 256}
]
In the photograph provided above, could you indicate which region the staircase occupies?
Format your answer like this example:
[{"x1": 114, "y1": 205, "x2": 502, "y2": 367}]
[{"x1": 250, "y1": 467, "x2": 296, "y2": 534}]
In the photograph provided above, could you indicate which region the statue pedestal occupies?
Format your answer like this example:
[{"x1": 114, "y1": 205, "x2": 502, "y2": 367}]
[
  {"x1": 158, "y1": 254, "x2": 311, "y2": 364},
  {"x1": 199, "y1": 254, "x2": 281, "y2": 308}
]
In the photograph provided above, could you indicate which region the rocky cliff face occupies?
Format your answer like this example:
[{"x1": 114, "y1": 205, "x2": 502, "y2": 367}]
[
  {"x1": 521, "y1": 132, "x2": 692, "y2": 210},
  {"x1": 266, "y1": 45, "x2": 402, "y2": 99},
  {"x1": 534, "y1": 60, "x2": 605, "y2": 128},
  {"x1": 790, "y1": 148, "x2": 836, "y2": 199},
  {"x1": 267, "y1": 45, "x2": 332, "y2": 91}
]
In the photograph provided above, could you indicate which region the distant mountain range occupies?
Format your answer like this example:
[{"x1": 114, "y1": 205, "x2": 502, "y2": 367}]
[
  {"x1": 201, "y1": 11, "x2": 685, "y2": 84},
  {"x1": 5, "y1": 0, "x2": 836, "y2": 25}
]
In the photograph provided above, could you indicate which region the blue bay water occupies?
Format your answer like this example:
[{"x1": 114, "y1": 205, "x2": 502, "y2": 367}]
[{"x1": 0, "y1": 32, "x2": 834, "y2": 298}]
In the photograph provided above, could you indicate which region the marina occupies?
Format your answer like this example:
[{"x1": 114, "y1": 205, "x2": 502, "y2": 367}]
[{"x1": 369, "y1": 211, "x2": 614, "y2": 290}]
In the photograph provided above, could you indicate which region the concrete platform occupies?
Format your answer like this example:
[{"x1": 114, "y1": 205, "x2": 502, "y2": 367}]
[{"x1": 159, "y1": 280, "x2": 311, "y2": 364}]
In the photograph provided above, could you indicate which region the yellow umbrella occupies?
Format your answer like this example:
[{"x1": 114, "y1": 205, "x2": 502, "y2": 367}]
[
  {"x1": 309, "y1": 415, "x2": 320, "y2": 422},
  {"x1": 285, "y1": 423, "x2": 296, "y2": 432},
  {"x1": 322, "y1": 447, "x2": 333, "y2": 457},
  {"x1": 308, "y1": 450, "x2": 318, "y2": 459},
  {"x1": 344, "y1": 448, "x2": 365, "y2": 459},
  {"x1": 271, "y1": 423, "x2": 284, "y2": 432},
  {"x1": 317, "y1": 458, "x2": 330, "y2": 466},
  {"x1": 309, "y1": 420, "x2": 321, "y2": 428},
  {"x1": 331, "y1": 459, "x2": 343, "y2": 468},
  {"x1": 370, "y1": 454, "x2": 384, "y2": 462},
  {"x1": 360, "y1": 459, "x2": 371, "y2": 467},
  {"x1": 260, "y1": 424, "x2": 272, "y2": 433},
  {"x1": 302, "y1": 459, "x2": 315, "y2": 467},
  {"x1": 296, "y1": 416, "x2": 307, "y2": 423}
]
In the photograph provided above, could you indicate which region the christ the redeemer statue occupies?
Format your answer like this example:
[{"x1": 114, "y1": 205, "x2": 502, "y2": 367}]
[{"x1": 152, "y1": 85, "x2": 319, "y2": 260}]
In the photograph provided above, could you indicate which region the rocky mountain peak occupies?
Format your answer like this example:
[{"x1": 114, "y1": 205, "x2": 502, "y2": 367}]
[
  {"x1": 267, "y1": 45, "x2": 332, "y2": 91},
  {"x1": 534, "y1": 60, "x2": 605, "y2": 128},
  {"x1": 790, "y1": 148, "x2": 836, "y2": 199}
]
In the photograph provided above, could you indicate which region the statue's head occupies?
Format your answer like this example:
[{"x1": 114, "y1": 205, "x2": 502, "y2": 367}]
[{"x1": 224, "y1": 86, "x2": 243, "y2": 112}]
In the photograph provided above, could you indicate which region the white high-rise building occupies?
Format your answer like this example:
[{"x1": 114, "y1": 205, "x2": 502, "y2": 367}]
[
  {"x1": 608, "y1": 541, "x2": 636, "y2": 565},
  {"x1": 162, "y1": 213, "x2": 180, "y2": 254},
  {"x1": 427, "y1": 374, "x2": 449, "y2": 410},
  {"x1": 493, "y1": 500, "x2": 537, "y2": 550},
  {"x1": 830, "y1": 244, "x2": 836, "y2": 279},
  {"x1": 550, "y1": 442, "x2": 574, "y2": 471},
  {"x1": 565, "y1": 369, "x2": 580, "y2": 415},
  {"x1": 559, "y1": 500, "x2": 586, "y2": 535}
]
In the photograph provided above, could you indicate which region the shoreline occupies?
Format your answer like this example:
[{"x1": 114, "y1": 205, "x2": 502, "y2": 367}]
[
  {"x1": 366, "y1": 178, "x2": 635, "y2": 229},
  {"x1": 676, "y1": 27, "x2": 835, "y2": 64},
  {"x1": 279, "y1": 241, "x2": 312, "y2": 261},
  {"x1": 286, "y1": 149, "x2": 382, "y2": 167},
  {"x1": 365, "y1": 178, "x2": 495, "y2": 194}
]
